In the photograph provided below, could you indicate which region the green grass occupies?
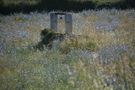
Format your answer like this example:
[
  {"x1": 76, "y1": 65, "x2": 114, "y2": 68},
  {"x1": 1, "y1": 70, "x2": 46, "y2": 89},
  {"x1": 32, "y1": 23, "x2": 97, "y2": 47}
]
[
  {"x1": 0, "y1": 47, "x2": 111, "y2": 90},
  {"x1": 0, "y1": 42, "x2": 135, "y2": 90}
]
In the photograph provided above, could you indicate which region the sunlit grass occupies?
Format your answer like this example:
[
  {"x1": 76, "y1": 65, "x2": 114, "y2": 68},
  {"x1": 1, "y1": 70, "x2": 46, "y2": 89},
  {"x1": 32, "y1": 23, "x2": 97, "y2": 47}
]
[{"x1": 0, "y1": 9, "x2": 135, "y2": 90}]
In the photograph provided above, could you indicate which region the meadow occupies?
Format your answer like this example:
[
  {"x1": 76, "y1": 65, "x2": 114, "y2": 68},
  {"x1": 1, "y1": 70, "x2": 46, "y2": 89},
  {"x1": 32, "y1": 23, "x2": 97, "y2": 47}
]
[{"x1": 0, "y1": 9, "x2": 135, "y2": 90}]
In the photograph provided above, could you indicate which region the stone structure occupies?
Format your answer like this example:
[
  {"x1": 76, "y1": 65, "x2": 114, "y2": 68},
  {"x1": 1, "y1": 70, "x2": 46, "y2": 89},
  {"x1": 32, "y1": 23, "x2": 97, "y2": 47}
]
[{"x1": 50, "y1": 12, "x2": 72, "y2": 34}]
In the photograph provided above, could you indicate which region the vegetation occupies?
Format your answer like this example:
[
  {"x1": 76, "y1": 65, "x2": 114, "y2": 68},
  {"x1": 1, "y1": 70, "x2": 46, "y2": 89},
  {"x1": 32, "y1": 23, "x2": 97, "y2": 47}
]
[
  {"x1": 0, "y1": 0, "x2": 135, "y2": 15},
  {"x1": 0, "y1": 0, "x2": 123, "y2": 5},
  {"x1": 0, "y1": 0, "x2": 133, "y2": 7},
  {"x1": 0, "y1": 8, "x2": 135, "y2": 90},
  {"x1": 0, "y1": 0, "x2": 40, "y2": 6}
]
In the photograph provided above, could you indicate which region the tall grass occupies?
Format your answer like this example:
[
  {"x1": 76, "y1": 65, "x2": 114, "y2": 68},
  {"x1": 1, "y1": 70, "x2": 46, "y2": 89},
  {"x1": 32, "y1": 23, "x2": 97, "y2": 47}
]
[{"x1": 0, "y1": 9, "x2": 135, "y2": 90}]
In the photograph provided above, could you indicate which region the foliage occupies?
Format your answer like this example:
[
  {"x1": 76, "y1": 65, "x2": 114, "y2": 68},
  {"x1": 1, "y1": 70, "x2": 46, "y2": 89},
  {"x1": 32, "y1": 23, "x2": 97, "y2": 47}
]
[{"x1": 0, "y1": 9, "x2": 135, "y2": 90}]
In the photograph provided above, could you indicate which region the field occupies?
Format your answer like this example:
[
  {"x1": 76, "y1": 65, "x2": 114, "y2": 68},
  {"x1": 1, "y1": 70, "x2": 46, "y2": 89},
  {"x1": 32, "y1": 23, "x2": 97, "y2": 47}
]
[{"x1": 0, "y1": 9, "x2": 135, "y2": 90}]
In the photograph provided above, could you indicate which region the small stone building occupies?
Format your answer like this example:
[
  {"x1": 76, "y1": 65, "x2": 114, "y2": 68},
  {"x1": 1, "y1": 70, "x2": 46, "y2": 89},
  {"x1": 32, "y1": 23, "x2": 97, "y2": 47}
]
[{"x1": 50, "y1": 12, "x2": 72, "y2": 34}]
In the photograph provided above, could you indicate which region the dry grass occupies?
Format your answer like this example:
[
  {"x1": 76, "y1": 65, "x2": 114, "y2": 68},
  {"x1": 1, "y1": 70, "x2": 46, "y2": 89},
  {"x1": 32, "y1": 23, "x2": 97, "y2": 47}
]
[{"x1": 0, "y1": 9, "x2": 135, "y2": 90}]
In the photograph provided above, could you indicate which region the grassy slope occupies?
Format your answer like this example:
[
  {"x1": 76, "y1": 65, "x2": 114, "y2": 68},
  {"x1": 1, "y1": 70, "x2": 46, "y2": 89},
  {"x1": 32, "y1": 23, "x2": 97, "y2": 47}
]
[{"x1": 0, "y1": 9, "x2": 135, "y2": 90}]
